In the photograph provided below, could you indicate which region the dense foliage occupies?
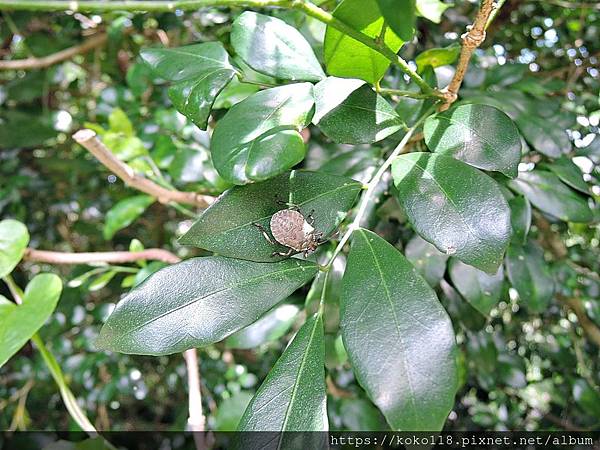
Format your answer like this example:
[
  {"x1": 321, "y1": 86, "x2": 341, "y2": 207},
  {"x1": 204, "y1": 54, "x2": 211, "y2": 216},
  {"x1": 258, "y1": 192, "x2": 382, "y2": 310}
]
[{"x1": 0, "y1": 0, "x2": 599, "y2": 437}]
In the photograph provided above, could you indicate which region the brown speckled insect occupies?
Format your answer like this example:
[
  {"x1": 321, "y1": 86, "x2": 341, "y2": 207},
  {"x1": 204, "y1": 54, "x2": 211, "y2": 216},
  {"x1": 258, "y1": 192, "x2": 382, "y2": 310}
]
[{"x1": 253, "y1": 205, "x2": 325, "y2": 258}]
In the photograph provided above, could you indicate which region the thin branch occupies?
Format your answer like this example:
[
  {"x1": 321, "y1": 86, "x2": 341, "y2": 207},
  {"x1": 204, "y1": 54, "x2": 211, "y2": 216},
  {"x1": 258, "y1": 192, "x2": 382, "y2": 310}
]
[
  {"x1": 559, "y1": 295, "x2": 600, "y2": 348},
  {"x1": 183, "y1": 349, "x2": 206, "y2": 433},
  {"x1": 440, "y1": 0, "x2": 496, "y2": 111},
  {"x1": 24, "y1": 248, "x2": 181, "y2": 265},
  {"x1": 73, "y1": 129, "x2": 213, "y2": 209},
  {"x1": 0, "y1": 32, "x2": 107, "y2": 70},
  {"x1": 0, "y1": 0, "x2": 290, "y2": 11}
]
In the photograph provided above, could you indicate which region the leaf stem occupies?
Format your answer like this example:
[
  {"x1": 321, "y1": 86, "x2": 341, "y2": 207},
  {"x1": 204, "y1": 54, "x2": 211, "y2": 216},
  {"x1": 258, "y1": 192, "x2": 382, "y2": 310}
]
[
  {"x1": 377, "y1": 87, "x2": 437, "y2": 99},
  {"x1": 323, "y1": 105, "x2": 436, "y2": 271},
  {"x1": 2, "y1": 275, "x2": 103, "y2": 440},
  {"x1": 291, "y1": 0, "x2": 438, "y2": 96}
]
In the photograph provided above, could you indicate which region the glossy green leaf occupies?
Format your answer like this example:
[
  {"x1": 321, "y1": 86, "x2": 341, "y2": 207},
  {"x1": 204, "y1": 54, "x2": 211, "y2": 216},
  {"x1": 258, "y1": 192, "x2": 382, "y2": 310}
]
[
  {"x1": 179, "y1": 171, "x2": 362, "y2": 262},
  {"x1": 395, "y1": 66, "x2": 437, "y2": 127},
  {"x1": 238, "y1": 315, "x2": 327, "y2": 434},
  {"x1": 415, "y1": 44, "x2": 460, "y2": 72},
  {"x1": 313, "y1": 77, "x2": 404, "y2": 144},
  {"x1": 509, "y1": 196, "x2": 531, "y2": 244},
  {"x1": 340, "y1": 398, "x2": 387, "y2": 431},
  {"x1": 341, "y1": 228, "x2": 458, "y2": 431},
  {"x1": 141, "y1": 42, "x2": 237, "y2": 129},
  {"x1": 404, "y1": 234, "x2": 449, "y2": 286},
  {"x1": 448, "y1": 258, "x2": 504, "y2": 316},
  {"x1": 505, "y1": 241, "x2": 554, "y2": 313},
  {"x1": 508, "y1": 170, "x2": 592, "y2": 223},
  {"x1": 416, "y1": 0, "x2": 451, "y2": 23},
  {"x1": 88, "y1": 271, "x2": 117, "y2": 292},
  {"x1": 376, "y1": 0, "x2": 416, "y2": 41},
  {"x1": 319, "y1": 147, "x2": 380, "y2": 183},
  {"x1": 392, "y1": 153, "x2": 511, "y2": 273},
  {"x1": 225, "y1": 302, "x2": 300, "y2": 349},
  {"x1": 231, "y1": 12, "x2": 325, "y2": 82},
  {"x1": 0, "y1": 274, "x2": 62, "y2": 368},
  {"x1": 103, "y1": 195, "x2": 154, "y2": 240},
  {"x1": 542, "y1": 156, "x2": 588, "y2": 194},
  {"x1": 0, "y1": 219, "x2": 29, "y2": 278},
  {"x1": 211, "y1": 83, "x2": 314, "y2": 185},
  {"x1": 424, "y1": 104, "x2": 521, "y2": 178},
  {"x1": 96, "y1": 257, "x2": 317, "y2": 355},
  {"x1": 324, "y1": 0, "x2": 404, "y2": 85}
]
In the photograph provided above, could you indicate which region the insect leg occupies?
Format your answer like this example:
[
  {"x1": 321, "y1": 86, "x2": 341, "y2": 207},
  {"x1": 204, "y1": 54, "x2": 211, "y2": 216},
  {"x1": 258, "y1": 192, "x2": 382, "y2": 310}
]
[
  {"x1": 275, "y1": 198, "x2": 301, "y2": 212},
  {"x1": 306, "y1": 209, "x2": 315, "y2": 225},
  {"x1": 271, "y1": 248, "x2": 295, "y2": 257},
  {"x1": 252, "y1": 222, "x2": 276, "y2": 245}
]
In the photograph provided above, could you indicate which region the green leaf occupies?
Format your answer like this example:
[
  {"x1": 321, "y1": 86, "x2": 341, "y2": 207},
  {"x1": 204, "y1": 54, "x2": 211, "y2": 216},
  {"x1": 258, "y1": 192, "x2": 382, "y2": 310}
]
[
  {"x1": 339, "y1": 398, "x2": 387, "y2": 431},
  {"x1": 376, "y1": 0, "x2": 416, "y2": 41},
  {"x1": 0, "y1": 273, "x2": 62, "y2": 368},
  {"x1": 404, "y1": 234, "x2": 449, "y2": 286},
  {"x1": 179, "y1": 171, "x2": 362, "y2": 262},
  {"x1": 448, "y1": 258, "x2": 504, "y2": 316},
  {"x1": 88, "y1": 271, "x2": 117, "y2": 292},
  {"x1": 238, "y1": 315, "x2": 326, "y2": 437},
  {"x1": 424, "y1": 104, "x2": 521, "y2": 178},
  {"x1": 231, "y1": 12, "x2": 325, "y2": 82},
  {"x1": 416, "y1": 0, "x2": 451, "y2": 23},
  {"x1": 215, "y1": 392, "x2": 254, "y2": 431},
  {"x1": 313, "y1": 77, "x2": 404, "y2": 144},
  {"x1": 141, "y1": 42, "x2": 237, "y2": 129},
  {"x1": 211, "y1": 83, "x2": 314, "y2": 185},
  {"x1": 108, "y1": 108, "x2": 134, "y2": 136},
  {"x1": 225, "y1": 302, "x2": 300, "y2": 349},
  {"x1": 440, "y1": 280, "x2": 486, "y2": 331},
  {"x1": 415, "y1": 44, "x2": 460, "y2": 72},
  {"x1": 573, "y1": 379, "x2": 600, "y2": 417},
  {"x1": 509, "y1": 196, "x2": 531, "y2": 244},
  {"x1": 340, "y1": 228, "x2": 458, "y2": 431},
  {"x1": 103, "y1": 195, "x2": 155, "y2": 240},
  {"x1": 508, "y1": 170, "x2": 592, "y2": 223},
  {"x1": 96, "y1": 257, "x2": 317, "y2": 355},
  {"x1": 542, "y1": 156, "x2": 588, "y2": 194},
  {"x1": 319, "y1": 147, "x2": 380, "y2": 183},
  {"x1": 505, "y1": 241, "x2": 554, "y2": 313},
  {"x1": 324, "y1": 0, "x2": 404, "y2": 85},
  {"x1": 392, "y1": 153, "x2": 511, "y2": 273},
  {"x1": 0, "y1": 219, "x2": 29, "y2": 278}
]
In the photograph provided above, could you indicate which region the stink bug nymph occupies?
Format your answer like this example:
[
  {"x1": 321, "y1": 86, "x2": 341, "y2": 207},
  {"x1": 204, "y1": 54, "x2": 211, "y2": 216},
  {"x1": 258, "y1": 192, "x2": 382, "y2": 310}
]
[{"x1": 253, "y1": 206, "x2": 325, "y2": 258}]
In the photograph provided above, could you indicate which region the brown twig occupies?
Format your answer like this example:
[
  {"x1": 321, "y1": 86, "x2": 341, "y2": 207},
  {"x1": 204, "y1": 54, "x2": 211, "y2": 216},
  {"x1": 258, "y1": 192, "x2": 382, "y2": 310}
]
[
  {"x1": 73, "y1": 129, "x2": 213, "y2": 209},
  {"x1": 24, "y1": 248, "x2": 181, "y2": 265},
  {"x1": 0, "y1": 32, "x2": 107, "y2": 70},
  {"x1": 440, "y1": 0, "x2": 496, "y2": 111}
]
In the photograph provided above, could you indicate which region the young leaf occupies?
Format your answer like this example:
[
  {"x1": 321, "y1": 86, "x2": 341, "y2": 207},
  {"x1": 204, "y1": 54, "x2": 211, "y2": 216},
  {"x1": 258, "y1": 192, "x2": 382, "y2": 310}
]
[
  {"x1": 508, "y1": 170, "x2": 593, "y2": 223},
  {"x1": 211, "y1": 83, "x2": 314, "y2": 185},
  {"x1": 0, "y1": 219, "x2": 29, "y2": 278},
  {"x1": 448, "y1": 258, "x2": 504, "y2": 317},
  {"x1": 392, "y1": 153, "x2": 511, "y2": 273},
  {"x1": 505, "y1": 241, "x2": 554, "y2": 313},
  {"x1": 323, "y1": 0, "x2": 404, "y2": 85},
  {"x1": 103, "y1": 195, "x2": 155, "y2": 240},
  {"x1": 238, "y1": 315, "x2": 327, "y2": 436},
  {"x1": 542, "y1": 156, "x2": 589, "y2": 194},
  {"x1": 225, "y1": 302, "x2": 300, "y2": 349},
  {"x1": 313, "y1": 77, "x2": 404, "y2": 144},
  {"x1": 509, "y1": 196, "x2": 532, "y2": 244},
  {"x1": 179, "y1": 171, "x2": 362, "y2": 262},
  {"x1": 415, "y1": 44, "x2": 461, "y2": 72},
  {"x1": 416, "y1": 0, "x2": 451, "y2": 23},
  {"x1": 340, "y1": 228, "x2": 458, "y2": 431},
  {"x1": 140, "y1": 42, "x2": 237, "y2": 129},
  {"x1": 0, "y1": 274, "x2": 63, "y2": 367},
  {"x1": 96, "y1": 257, "x2": 317, "y2": 355},
  {"x1": 404, "y1": 234, "x2": 449, "y2": 286},
  {"x1": 376, "y1": 0, "x2": 416, "y2": 41},
  {"x1": 424, "y1": 104, "x2": 521, "y2": 178},
  {"x1": 231, "y1": 12, "x2": 325, "y2": 82}
]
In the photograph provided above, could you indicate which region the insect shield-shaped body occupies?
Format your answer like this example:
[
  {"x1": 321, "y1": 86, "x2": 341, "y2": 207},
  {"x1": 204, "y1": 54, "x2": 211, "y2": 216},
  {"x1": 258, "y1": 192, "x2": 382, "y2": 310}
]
[{"x1": 254, "y1": 209, "x2": 324, "y2": 258}]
